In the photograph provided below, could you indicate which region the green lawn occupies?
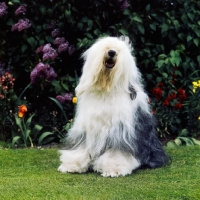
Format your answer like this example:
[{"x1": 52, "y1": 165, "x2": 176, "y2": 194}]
[{"x1": 0, "y1": 146, "x2": 200, "y2": 200}]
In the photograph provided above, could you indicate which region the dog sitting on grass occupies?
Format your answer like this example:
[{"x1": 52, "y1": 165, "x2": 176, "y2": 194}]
[{"x1": 58, "y1": 36, "x2": 170, "y2": 177}]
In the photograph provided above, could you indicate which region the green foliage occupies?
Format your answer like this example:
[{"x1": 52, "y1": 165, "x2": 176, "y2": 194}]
[
  {"x1": 12, "y1": 113, "x2": 56, "y2": 147},
  {"x1": 1, "y1": 0, "x2": 200, "y2": 144},
  {"x1": 12, "y1": 114, "x2": 35, "y2": 147}
]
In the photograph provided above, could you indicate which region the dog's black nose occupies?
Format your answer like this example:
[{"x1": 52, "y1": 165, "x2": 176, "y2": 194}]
[{"x1": 108, "y1": 50, "x2": 116, "y2": 57}]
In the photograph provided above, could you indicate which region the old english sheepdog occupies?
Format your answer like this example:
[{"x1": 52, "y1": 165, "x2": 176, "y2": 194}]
[{"x1": 58, "y1": 36, "x2": 169, "y2": 177}]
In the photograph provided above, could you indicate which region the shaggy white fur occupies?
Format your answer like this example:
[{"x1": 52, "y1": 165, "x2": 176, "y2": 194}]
[{"x1": 58, "y1": 36, "x2": 169, "y2": 177}]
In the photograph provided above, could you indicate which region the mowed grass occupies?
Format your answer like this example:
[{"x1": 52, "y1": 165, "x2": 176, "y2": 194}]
[{"x1": 0, "y1": 146, "x2": 200, "y2": 200}]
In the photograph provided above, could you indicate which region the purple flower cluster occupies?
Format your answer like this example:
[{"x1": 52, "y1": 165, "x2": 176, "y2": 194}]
[
  {"x1": 36, "y1": 44, "x2": 58, "y2": 61},
  {"x1": 0, "y1": 2, "x2": 8, "y2": 17},
  {"x1": 46, "y1": 22, "x2": 56, "y2": 30},
  {"x1": 51, "y1": 29, "x2": 60, "y2": 38},
  {"x1": 30, "y1": 62, "x2": 57, "y2": 84},
  {"x1": 117, "y1": 0, "x2": 130, "y2": 11},
  {"x1": 15, "y1": 5, "x2": 26, "y2": 15},
  {"x1": 54, "y1": 37, "x2": 65, "y2": 45},
  {"x1": 58, "y1": 42, "x2": 69, "y2": 54},
  {"x1": 53, "y1": 37, "x2": 75, "y2": 54},
  {"x1": 43, "y1": 44, "x2": 58, "y2": 61},
  {"x1": 56, "y1": 93, "x2": 73, "y2": 104},
  {"x1": 11, "y1": 19, "x2": 31, "y2": 32}
]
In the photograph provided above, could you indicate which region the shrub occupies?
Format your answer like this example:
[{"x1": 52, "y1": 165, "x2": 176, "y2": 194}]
[{"x1": 0, "y1": 0, "x2": 200, "y2": 145}]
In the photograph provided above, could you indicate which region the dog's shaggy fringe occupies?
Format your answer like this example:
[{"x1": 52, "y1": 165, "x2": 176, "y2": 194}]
[{"x1": 58, "y1": 36, "x2": 170, "y2": 177}]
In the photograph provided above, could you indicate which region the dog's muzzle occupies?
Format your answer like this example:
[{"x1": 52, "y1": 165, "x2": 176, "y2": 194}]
[{"x1": 105, "y1": 50, "x2": 117, "y2": 69}]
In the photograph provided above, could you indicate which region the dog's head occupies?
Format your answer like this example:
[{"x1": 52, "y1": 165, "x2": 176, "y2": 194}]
[{"x1": 78, "y1": 36, "x2": 139, "y2": 94}]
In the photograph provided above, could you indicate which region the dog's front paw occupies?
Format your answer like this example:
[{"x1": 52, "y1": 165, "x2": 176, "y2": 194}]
[
  {"x1": 57, "y1": 164, "x2": 69, "y2": 173},
  {"x1": 101, "y1": 170, "x2": 126, "y2": 178},
  {"x1": 58, "y1": 164, "x2": 86, "y2": 173}
]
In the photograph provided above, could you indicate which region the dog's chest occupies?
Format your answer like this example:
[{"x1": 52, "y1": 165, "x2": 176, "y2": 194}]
[{"x1": 78, "y1": 91, "x2": 134, "y2": 127}]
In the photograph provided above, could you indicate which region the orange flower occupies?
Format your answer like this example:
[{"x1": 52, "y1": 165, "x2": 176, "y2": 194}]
[{"x1": 18, "y1": 105, "x2": 27, "y2": 118}]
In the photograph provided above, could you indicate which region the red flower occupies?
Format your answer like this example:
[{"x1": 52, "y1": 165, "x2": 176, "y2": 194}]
[
  {"x1": 167, "y1": 92, "x2": 177, "y2": 101},
  {"x1": 174, "y1": 103, "x2": 182, "y2": 109},
  {"x1": 177, "y1": 89, "x2": 186, "y2": 101},
  {"x1": 163, "y1": 100, "x2": 169, "y2": 106},
  {"x1": 152, "y1": 87, "x2": 162, "y2": 100}
]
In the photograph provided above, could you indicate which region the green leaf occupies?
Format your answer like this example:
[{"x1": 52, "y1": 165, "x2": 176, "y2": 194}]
[
  {"x1": 32, "y1": 124, "x2": 43, "y2": 139},
  {"x1": 6, "y1": 19, "x2": 14, "y2": 26},
  {"x1": 167, "y1": 141, "x2": 178, "y2": 148},
  {"x1": 47, "y1": 8, "x2": 53, "y2": 16},
  {"x1": 146, "y1": 4, "x2": 151, "y2": 12},
  {"x1": 150, "y1": 23, "x2": 156, "y2": 31},
  {"x1": 87, "y1": 20, "x2": 93, "y2": 29},
  {"x1": 197, "y1": 55, "x2": 200, "y2": 65},
  {"x1": 25, "y1": 130, "x2": 31, "y2": 139},
  {"x1": 49, "y1": 97, "x2": 67, "y2": 121},
  {"x1": 26, "y1": 114, "x2": 35, "y2": 128},
  {"x1": 21, "y1": 44, "x2": 27, "y2": 53},
  {"x1": 61, "y1": 82, "x2": 69, "y2": 90},
  {"x1": 65, "y1": 10, "x2": 71, "y2": 17},
  {"x1": 138, "y1": 24, "x2": 144, "y2": 34},
  {"x1": 178, "y1": 137, "x2": 194, "y2": 146},
  {"x1": 123, "y1": 9, "x2": 130, "y2": 15},
  {"x1": 162, "y1": 73, "x2": 168, "y2": 78},
  {"x1": 161, "y1": 24, "x2": 168, "y2": 33},
  {"x1": 191, "y1": 138, "x2": 200, "y2": 146},
  {"x1": 51, "y1": 81, "x2": 62, "y2": 93},
  {"x1": 174, "y1": 138, "x2": 182, "y2": 146},
  {"x1": 119, "y1": 29, "x2": 128, "y2": 35},
  {"x1": 14, "y1": 114, "x2": 23, "y2": 131},
  {"x1": 132, "y1": 15, "x2": 142, "y2": 23},
  {"x1": 81, "y1": 17, "x2": 88, "y2": 23},
  {"x1": 12, "y1": 136, "x2": 21, "y2": 147},
  {"x1": 38, "y1": 132, "x2": 54, "y2": 145},
  {"x1": 175, "y1": 57, "x2": 181, "y2": 66},
  {"x1": 179, "y1": 129, "x2": 189, "y2": 136},
  {"x1": 187, "y1": 13, "x2": 195, "y2": 21},
  {"x1": 40, "y1": 6, "x2": 46, "y2": 15},
  {"x1": 156, "y1": 60, "x2": 165, "y2": 68},
  {"x1": 27, "y1": 37, "x2": 37, "y2": 48},
  {"x1": 11, "y1": 0, "x2": 20, "y2": 3},
  {"x1": 78, "y1": 22, "x2": 83, "y2": 30},
  {"x1": 193, "y1": 38, "x2": 199, "y2": 46},
  {"x1": 158, "y1": 54, "x2": 167, "y2": 60},
  {"x1": 187, "y1": 35, "x2": 193, "y2": 42},
  {"x1": 173, "y1": 20, "x2": 180, "y2": 29},
  {"x1": 45, "y1": 35, "x2": 53, "y2": 43}
]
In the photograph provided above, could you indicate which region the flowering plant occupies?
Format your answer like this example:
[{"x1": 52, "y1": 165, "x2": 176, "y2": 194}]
[
  {"x1": 0, "y1": 70, "x2": 18, "y2": 140},
  {"x1": 182, "y1": 80, "x2": 200, "y2": 137},
  {"x1": 150, "y1": 80, "x2": 187, "y2": 137},
  {"x1": 12, "y1": 105, "x2": 56, "y2": 147}
]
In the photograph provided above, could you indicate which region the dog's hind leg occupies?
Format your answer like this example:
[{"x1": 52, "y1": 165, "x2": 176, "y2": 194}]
[
  {"x1": 93, "y1": 149, "x2": 141, "y2": 177},
  {"x1": 58, "y1": 146, "x2": 91, "y2": 173}
]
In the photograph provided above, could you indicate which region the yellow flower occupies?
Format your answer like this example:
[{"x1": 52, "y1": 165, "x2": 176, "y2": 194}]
[
  {"x1": 198, "y1": 116, "x2": 200, "y2": 120},
  {"x1": 192, "y1": 81, "x2": 198, "y2": 87},
  {"x1": 72, "y1": 97, "x2": 77, "y2": 104},
  {"x1": 18, "y1": 105, "x2": 27, "y2": 118}
]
